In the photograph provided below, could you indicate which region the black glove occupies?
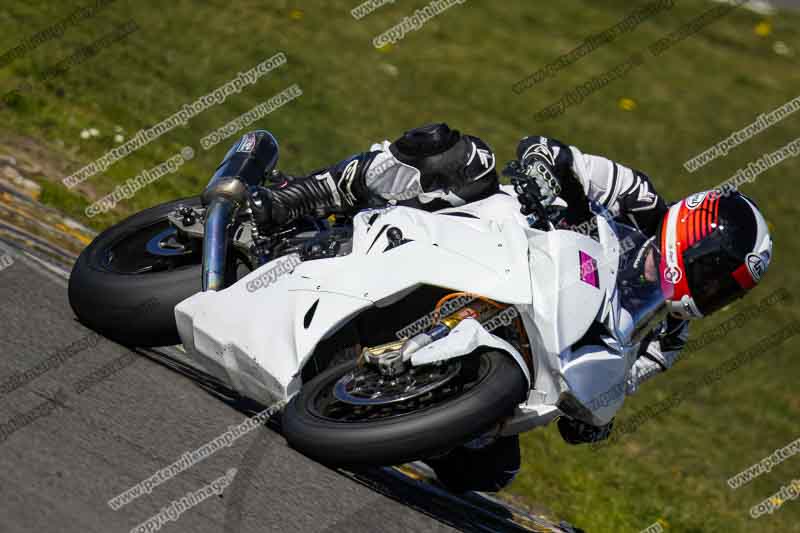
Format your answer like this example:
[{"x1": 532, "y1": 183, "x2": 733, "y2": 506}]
[
  {"x1": 506, "y1": 157, "x2": 562, "y2": 204},
  {"x1": 512, "y1": 136, "x2": 594, "y2": 227},
  {"x1": 557, "y1": 416, "x2": 614, "y2": 445},
  {"x1": 502, "y1": 159, "x2": 560, "y2": 218}
]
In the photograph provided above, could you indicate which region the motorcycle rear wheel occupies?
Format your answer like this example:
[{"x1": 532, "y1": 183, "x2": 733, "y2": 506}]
[
  {"x1": 282, "y1": 350, "x2": 528, "y2": 467},
  {"x1": 68, "y1": 197, "x2": 247, "y2": 347}
]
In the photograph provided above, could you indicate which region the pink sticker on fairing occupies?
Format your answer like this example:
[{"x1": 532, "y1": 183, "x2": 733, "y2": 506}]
[{"x1": 579, "y1": 251, "x2": 599, "y2": 289}]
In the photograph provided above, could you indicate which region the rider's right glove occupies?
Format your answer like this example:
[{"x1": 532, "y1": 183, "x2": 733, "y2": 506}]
[{"x1": 506, "y1": 136, "x2": 594, "y2": 226}]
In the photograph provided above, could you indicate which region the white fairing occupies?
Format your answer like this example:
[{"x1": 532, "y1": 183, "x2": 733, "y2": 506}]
[
  {"x1": 176, "y1": 191, "x2": 632, "y2": 432},
  {"x1": 499, "y1": 214, "x2": 622, "y2": 432},
  {"x1": 177, "y1": 193, "x2": 532, "y2": 405}
]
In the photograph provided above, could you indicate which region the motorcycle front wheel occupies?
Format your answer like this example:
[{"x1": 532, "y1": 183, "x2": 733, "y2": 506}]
[{"x1": 282, "y1": 350, "x2": 528, "y2": 467}]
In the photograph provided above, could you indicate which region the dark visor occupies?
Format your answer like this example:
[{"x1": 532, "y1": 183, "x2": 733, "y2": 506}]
[{"x1": 684, "y1": 229, "x2": 747, "y2": 315}]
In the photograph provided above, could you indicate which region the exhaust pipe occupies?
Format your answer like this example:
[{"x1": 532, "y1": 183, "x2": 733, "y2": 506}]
[
  {"x1": 200, "y1": 131, "x2": 280, "y2": 292},
  {"x1": 201, "y1": 180, "x2": 248, "y2": 291}
]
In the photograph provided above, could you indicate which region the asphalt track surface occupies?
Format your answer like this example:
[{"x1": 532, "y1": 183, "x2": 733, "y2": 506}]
[
  {"x1": 0, "y1": 217, "x2": 577, "y2": 533},
  {"x1": 0, "y1": 239, "x2": 469, "y2": 533}
]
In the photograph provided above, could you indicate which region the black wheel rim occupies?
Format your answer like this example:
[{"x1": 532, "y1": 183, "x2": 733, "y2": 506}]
[{"x1": 104, "y1": 220, "x2": 199, "y2": 274}]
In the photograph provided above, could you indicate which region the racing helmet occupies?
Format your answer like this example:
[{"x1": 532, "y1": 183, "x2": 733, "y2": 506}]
[{"x1": 659, "y1": 190, "x2": 772, "y2": 319}]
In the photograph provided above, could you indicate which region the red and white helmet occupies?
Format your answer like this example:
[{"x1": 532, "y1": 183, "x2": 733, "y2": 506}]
[{"x1": 659, "y1": 190, "x2": 772, "y2": 319}]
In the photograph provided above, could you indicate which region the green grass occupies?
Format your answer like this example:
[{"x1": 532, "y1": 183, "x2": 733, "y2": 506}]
[{"x1": 2, "y1": 1, "x2": 799, "y2": 531}]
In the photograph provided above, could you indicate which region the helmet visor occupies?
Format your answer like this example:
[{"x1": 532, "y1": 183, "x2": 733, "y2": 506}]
[{"x1": 684, "y1": 229, "x2": 747, "y2": 315}]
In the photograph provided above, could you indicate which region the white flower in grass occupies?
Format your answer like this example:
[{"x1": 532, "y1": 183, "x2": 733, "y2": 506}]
[
  {"x1": 89, "y1": 128, "x2": 100, "y2": 137},
  {"x1": 379, "y1": 63, "x2": 399, "y2": 77},
  {"x1": 114, "y1": 134, "x2": 125, "y2": 143},
  {"x1": 80, "y1": 130, "x2": 91, "y2": 140},
  {"x1": 774, "y1": 41, "x2": 793, "y2": 57}
]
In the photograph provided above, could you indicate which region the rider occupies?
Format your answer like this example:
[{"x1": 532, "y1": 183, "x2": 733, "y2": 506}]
[
  {"x1": 250, "y1": 122, "x2": 499, "y2": 220},
  {"x1": 225, "y1": 124, "x2": 772, "y2": 491},
  {"x1": 504, "y1": 136, "x2": 772, "y2": 446}
]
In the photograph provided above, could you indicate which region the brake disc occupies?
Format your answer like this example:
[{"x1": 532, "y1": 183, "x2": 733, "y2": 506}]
[{"x1": 332, "y1": 361, "x2": 461, "y2": 406}]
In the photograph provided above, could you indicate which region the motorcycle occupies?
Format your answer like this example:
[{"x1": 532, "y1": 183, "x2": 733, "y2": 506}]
[{"x1": 69, "y1": 130, "x2": 663, "y2": 466}]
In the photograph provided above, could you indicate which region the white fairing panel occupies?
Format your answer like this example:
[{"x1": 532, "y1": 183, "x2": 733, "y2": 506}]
[
  {"x1": 560, "y1": 344, "x2": 626, "y2": 426},
  {"x1": 527, "y1": 228, "x2": 611, "y2": 357},
  {"x1": 176, "y1": 284, "x2": 371, "y2": 405},
  {"x1": 504, "y1": 216, "x2": 621, "y2": 432},
  {"x1": 304, "y1": 204, "x2": 533, "y2": 305},
  {"x1": 176, "y1": 200, "x2": 532, "y2": 404}
]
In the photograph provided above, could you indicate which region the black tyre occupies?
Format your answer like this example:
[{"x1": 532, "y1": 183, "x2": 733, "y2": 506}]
[
  {"x1": 68, "y1": 197, "x2": 246, "y2": 347},
  {"x1": 282, "y1": 350, "x2": 528, "y2": 467}
]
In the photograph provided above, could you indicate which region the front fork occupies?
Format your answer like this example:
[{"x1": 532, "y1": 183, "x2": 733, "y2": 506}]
[{"x1": 362, "y1": 296, "x2": 532, "y2": 377}]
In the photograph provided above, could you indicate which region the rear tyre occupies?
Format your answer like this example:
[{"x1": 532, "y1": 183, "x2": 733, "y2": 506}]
[
  {"x1": 68, "y1": 197, "x2": 246, "y2": 347},
  {"x1": 282, "y1": 350, "x2": 528, "y2": 467}
]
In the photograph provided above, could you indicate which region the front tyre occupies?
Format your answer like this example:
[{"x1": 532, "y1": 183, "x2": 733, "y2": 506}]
[{"x1": 282, "y1": 350, "x2": 528, "y2": 467}]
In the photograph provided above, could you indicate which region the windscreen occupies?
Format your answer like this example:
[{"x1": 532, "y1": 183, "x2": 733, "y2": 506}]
[{"x1": 612, "y1": 220, "x2": 670, "y2": 345}]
